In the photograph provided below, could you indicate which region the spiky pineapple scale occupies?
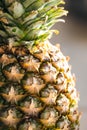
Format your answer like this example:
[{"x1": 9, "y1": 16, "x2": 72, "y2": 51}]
[{"x1": 0, "y1": 0, "x2": 80, "y2": 130}]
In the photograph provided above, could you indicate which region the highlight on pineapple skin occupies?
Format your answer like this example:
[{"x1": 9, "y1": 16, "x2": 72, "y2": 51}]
[{"x1": 0, "y1": 0, "x2": 81, "y2": 130}]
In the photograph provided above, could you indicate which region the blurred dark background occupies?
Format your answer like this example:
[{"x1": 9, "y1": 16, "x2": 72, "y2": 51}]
[{"x1": 65, "y1": 0, "x2": 87, "y2": 20}]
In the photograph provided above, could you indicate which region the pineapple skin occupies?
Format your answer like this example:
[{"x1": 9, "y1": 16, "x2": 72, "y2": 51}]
[
  {"x1": 0, "y1": 0, "x2": 81, "y2": 130},
  {"x1": 0, "y1": 41, "x2": 80, "y2": 130}
]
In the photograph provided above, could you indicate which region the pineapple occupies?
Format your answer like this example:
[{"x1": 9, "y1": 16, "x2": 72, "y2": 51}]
[{"x1": 0, "y1": 0, "x2": 81, "y2": 130}]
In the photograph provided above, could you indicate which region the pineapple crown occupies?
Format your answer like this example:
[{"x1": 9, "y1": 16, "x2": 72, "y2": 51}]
[{"x1": 0, "y1": 0, "x2": 68, "y2": 45}]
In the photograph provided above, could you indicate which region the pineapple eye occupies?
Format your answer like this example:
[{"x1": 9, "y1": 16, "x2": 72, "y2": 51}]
[
  {"x1": 56, "y1": 72, "x2": 65, "y2": 84},
  {"x1": 3, "y1": 64, "x2": 24, "y2": 83},
  {"x1": 40, "y1": 107, "x2": 59, "y2": 127},
  {"x1": 40, "y1": 62, "x2": 57, "y2": 74},
  {"x1": 57, "y1": 116, "x2": 70, "y2": 129},
  {"x1": 40, "y1": 85, "x2": 58, "y2": 105},
  {"x1": 18, "y1": 96, "x2": 43, "y2": 116},
  {"x1": 0, "y1": 54, "x2": 17, "y2": 67},
  {"x1": 56, "y1": 94, "x2": 70, "y2": 113},
  {"x1": 19, "y1": 55, "x2": 40, "y2": 72},
  {"x1": 0, "y1": 108, "x2": 23, "y2": 128}
]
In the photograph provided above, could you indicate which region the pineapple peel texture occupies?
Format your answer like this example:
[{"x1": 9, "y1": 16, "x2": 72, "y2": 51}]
[{"x1": 0, "y1": 0, "x2": 81, "y2": 130}]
